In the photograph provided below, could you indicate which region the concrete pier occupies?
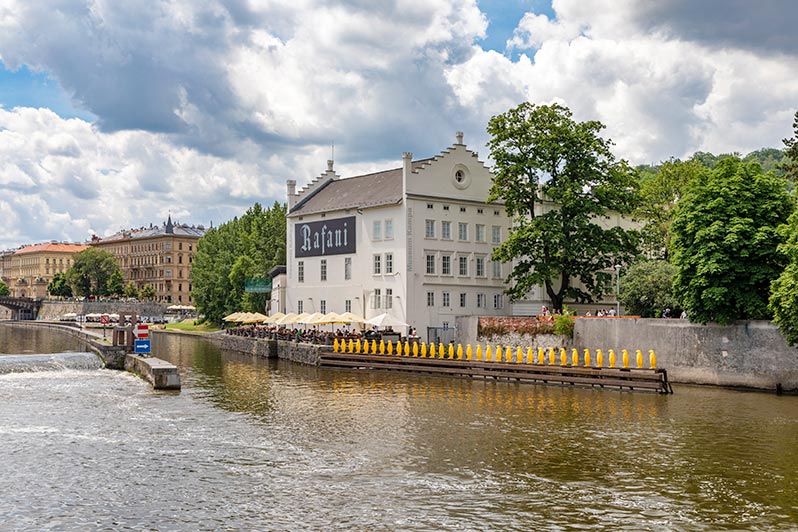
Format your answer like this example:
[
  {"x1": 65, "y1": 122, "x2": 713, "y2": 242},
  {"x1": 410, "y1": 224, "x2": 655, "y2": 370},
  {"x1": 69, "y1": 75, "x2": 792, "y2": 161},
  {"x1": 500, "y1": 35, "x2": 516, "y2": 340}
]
[{"x1": 124, "y1": 354, "x2": 181, "y2": 390}]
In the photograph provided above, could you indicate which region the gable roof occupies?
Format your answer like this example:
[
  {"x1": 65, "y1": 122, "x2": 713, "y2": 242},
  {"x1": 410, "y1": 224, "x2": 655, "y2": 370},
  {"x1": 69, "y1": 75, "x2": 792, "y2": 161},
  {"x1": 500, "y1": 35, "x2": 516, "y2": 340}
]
[{"x1": 288, "y1": 159, "x2": 431, "y2": 217}]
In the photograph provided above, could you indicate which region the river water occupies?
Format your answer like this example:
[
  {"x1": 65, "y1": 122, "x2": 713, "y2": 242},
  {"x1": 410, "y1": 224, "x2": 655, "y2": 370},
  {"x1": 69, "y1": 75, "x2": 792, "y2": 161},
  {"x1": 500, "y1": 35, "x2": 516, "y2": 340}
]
[{"x1": 1, "y1": 324, "x2": 797, "y2": 531}]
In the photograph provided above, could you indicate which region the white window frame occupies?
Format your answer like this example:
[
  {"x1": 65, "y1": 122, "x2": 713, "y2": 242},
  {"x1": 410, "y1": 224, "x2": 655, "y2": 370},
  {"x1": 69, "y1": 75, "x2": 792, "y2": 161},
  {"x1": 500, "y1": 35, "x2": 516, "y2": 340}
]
[
  {"x1": 441, "y1": 255, "x2": 451, "y2": 276},
  {"x1": 344, "y1": 257, "x2": 352, "y2": 280},
  {"x1": 476, "y1": 224, "x2": 485, "y2": 243},
  {"x1": 373, "y1": 288, "x2": 381, "y2": 309},
  {"x1": 373, "y1": 254, "x2": 382, "y2": 275},
  {"x1": 427, "y1": 291, "x2": 435, "y2": 307},
  {"x1": 385, "y1": 288, "x2": 393, "y2": 309},
  {"x1": 425, "y1": 220, "x2": 435, "y2": 238},
  {"x1": 441, "y1": 221, "x2": 452, "y2": 240},
  {"x1": 384, "y1": 219, "x2": 393, "y2": 240},
  {"x1": 459, "y1": 293, "x2": 467, "y2": 307},
  {"x1": 442, "y1": 291, "x2": 450, "y2": 307},
  {"x1": 458, "y1": 222, "x2": 468, "y2": 241},
  {"x1": 298, "y1": 261, "x2": 304, "y2": 283},
  {"x1": 492, "y1": 225, "x2": 501, "y2": 244},
  {"x1": 426, "y1": 254, "x2": 436, "y2": 275},
  {"x1": 476, "y1": 256, "x2": 485, "y2": 277},
  {"x1": 320, "y1": 259, "x2": 327, "y2": 281},
  {"x1": 385, "y1": 253, "x2": 393, "y2": 274},
  {"x1": 458, "y1": 255, "x2": 468, "y2": 276},
  {"x1": 373, "y1": 220, "x2": 382, "y2": 241}
]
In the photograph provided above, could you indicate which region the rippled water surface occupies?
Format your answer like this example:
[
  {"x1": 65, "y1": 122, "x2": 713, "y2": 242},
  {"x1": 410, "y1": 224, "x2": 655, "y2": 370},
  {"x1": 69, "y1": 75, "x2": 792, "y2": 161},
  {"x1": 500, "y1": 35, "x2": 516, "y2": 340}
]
[{"x1": 1, "y1": 324, "x2": 797, "y2": 531}]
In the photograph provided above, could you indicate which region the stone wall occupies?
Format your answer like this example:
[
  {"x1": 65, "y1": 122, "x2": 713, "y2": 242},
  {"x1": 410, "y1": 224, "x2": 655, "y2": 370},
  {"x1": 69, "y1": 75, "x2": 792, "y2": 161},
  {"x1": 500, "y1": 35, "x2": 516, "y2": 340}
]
[
  {"x1": 574, "y1": 318, "x2": 798, "y2": 392},
  {"x1": 206, "y1": 333, "x2": 321, "y2": 365},
  {"x1": 456, "y1": 315, "x2": 570, "y2": 351},
  {"x1": 38, "y1": 300, "x2": 169, "y2": 320}
]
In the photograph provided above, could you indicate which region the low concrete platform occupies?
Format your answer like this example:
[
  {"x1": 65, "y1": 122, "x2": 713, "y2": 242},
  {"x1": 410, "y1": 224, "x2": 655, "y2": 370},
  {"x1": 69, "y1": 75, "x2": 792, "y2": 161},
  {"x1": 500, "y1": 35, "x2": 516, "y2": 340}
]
[{"x1": 124, "y1": 354, "x2": 181, "y2": 390}]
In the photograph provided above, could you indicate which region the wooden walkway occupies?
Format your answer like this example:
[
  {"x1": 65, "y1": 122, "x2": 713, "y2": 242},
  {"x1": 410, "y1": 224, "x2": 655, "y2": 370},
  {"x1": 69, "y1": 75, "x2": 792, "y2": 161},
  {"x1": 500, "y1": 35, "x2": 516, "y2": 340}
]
[{"x1": 319, "y1": 352, "x2": 673, "y2": 394}]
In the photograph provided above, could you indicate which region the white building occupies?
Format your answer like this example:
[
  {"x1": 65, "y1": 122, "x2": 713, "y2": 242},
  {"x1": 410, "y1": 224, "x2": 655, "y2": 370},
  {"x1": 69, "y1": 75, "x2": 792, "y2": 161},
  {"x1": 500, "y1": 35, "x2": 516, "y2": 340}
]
[{"x1": 283, "y1": 133, "x2": 512, "y2": 341}]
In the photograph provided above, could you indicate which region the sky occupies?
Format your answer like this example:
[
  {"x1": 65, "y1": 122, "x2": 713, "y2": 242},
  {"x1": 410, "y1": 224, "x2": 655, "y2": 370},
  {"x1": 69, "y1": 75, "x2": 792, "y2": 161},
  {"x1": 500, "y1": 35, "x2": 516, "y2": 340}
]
[{"x1": 1, "y1": 0, "x2": 797, "y2": 250}]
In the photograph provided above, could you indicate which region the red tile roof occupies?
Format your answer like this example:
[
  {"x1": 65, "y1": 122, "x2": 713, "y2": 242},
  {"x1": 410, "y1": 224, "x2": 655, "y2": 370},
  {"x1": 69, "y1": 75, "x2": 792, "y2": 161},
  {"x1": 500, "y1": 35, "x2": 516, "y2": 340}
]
[{"x1": 15, "y1": 243, "x2": 88, "y2": 255}]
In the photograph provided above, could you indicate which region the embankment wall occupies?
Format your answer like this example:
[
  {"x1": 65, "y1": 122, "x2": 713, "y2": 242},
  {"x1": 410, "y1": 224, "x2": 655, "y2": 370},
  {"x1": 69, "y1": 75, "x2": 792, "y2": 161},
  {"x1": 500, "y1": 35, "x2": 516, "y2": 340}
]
[{"x1": 574, "y1": 318, "x2": 798, "y2": 392}]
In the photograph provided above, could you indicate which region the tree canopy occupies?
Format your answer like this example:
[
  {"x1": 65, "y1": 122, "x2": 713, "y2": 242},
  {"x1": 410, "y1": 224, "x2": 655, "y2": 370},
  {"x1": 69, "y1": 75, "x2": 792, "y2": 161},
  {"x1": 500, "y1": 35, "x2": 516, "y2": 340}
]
[
  {"x1": 47, "y1": 272, "x2": 72, "y2": 298},
  {"x1": 0, "y1": 279, "x2": 9, "y2": 297},
  {"x1": 770, "y1": 112, "x2": 798, "y2": 344},
  {"x1": 618, "y1": 260, "x2": 678, "y2": 318},
  {"x1": 191, "y1": 201, "x2": 286, "y2": 324},
  {"x1": 671, "y1": 158, "x2": 794, "y2": 325},
  {"x1": 487, "y1": 102, "x2": 640, "y2": 311},
  {"x1": 65, "y1": 247, "x2": 123, "y2": 297},
  {"x1": 635, "y1": 159, "x2": 707, "y2": 260}
]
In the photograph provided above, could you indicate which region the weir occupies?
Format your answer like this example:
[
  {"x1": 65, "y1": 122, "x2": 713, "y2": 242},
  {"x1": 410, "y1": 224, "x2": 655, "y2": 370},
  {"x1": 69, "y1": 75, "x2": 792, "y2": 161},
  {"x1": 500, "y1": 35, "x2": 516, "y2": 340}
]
[{"x1": 0, "y1": 352, "x2": 104, "y2": 374}]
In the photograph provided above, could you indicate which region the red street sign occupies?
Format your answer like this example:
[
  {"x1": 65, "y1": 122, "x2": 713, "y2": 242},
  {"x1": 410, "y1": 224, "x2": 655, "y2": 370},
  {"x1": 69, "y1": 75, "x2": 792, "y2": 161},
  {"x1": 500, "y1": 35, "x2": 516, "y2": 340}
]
[
  {"x1": 135, "y1": 324, "x2": 149, "y2": 339},
  {"x1": 100, "y1": 315, "x2": 110, "y2": 325}
]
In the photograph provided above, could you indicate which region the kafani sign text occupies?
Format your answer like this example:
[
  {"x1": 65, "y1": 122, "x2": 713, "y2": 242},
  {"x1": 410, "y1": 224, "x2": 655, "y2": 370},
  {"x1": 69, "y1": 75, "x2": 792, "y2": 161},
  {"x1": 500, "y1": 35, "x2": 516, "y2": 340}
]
[{"x1": 295, "y1": 216, "x2": 356, "y2": 257}]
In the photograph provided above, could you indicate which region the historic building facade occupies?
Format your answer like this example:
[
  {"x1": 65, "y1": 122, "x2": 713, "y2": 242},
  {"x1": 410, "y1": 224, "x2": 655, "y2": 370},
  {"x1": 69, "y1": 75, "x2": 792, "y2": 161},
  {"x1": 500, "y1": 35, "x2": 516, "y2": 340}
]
[
  {"x1": 91, "y1": 216, "x2": 205, "y2": 304},
  {"x1": 6, "y1": 243, "x2": 88, "y2": 298},
  {"x1": 283, "y1": 133, "x2": 513, "y2": 340}
]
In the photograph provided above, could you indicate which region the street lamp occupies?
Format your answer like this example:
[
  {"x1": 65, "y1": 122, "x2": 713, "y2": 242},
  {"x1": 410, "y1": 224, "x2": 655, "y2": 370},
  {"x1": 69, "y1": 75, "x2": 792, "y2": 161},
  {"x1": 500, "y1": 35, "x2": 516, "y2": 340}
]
[{"x1": 614, "y1": 264, "x2": 621, "y2": 316}]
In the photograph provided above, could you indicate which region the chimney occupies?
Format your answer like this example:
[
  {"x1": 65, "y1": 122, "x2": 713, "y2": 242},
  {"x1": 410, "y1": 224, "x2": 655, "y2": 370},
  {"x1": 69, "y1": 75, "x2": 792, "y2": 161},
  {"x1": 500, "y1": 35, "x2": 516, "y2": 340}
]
[
  {"x1": 287, "y1": 180, "x2": 297, "y2": 209},
  {"x1": 456, "y1": 131, "x2": 464, "y2": 145},
  {"x1": 327, "y1": 160, "x2": 334, "y2": 173},
  {"x1": 402, "y1": 151, "x2": 413, "y2": 194}
]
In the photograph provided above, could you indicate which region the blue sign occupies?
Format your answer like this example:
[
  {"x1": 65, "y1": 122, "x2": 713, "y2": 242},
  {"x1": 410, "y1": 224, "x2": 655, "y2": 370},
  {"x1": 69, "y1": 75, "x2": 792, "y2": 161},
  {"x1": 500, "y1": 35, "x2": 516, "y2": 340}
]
[{"x1": 134, "y1": 339, "x2": 151, "y2": 354}]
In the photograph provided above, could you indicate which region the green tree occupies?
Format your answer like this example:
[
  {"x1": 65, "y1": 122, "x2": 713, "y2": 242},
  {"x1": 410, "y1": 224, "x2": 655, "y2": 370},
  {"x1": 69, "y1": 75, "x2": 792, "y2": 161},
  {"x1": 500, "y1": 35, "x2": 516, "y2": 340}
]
[
  {"x1": 781, "y1": 110, "x2": 798, "y2": 184},
  {"x1": 0, "y1": 279, "x2": 9, "y2": 296},
  {"x1": 487, "y1": 102, "x2": 640, "y2": 311},
  {"x1": 123, "y1": 280, "x2": 139, "y2": 299},
  {"x1": 47, "y1": 272, "x2": 73, "y2": 298},
  {"x1": 191, "y1": 201, "x2": 287, "y2": 324},
  {"x1": 635, "y1": 159, "x2": 707, "y2": 260},
  {"x1": 618, "y1": 260, "x2": 678, "y2": 318},
  {"x1": 139, "y1": 284, "x2": 156, "y2": 301},
  {"x1": 770, "y1": 112, "x2": 798, "y2": 345},
  {"x1": 106, "y1": 270, "x2": 125, "y2": 297},
  {"x1": 66, "y1": 247, "x2": 122, "y2": 297},
  {"x1": 769, "y1": 208, "x2": 798, "y2": 345},
  {"x1": 671, "y1": 158, "x2": 794, "y2": 325}
]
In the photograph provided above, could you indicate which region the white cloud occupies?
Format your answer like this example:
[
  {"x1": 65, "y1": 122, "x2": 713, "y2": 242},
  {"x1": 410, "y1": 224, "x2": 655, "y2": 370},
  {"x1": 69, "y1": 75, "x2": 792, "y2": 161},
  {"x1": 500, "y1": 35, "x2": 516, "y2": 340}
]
[
  {"x1": 447, "y1": 0, "x2": 798, "y2": 163},
  {"x1": 1, "y1": 0, "x2": 797, "y2": 250}
]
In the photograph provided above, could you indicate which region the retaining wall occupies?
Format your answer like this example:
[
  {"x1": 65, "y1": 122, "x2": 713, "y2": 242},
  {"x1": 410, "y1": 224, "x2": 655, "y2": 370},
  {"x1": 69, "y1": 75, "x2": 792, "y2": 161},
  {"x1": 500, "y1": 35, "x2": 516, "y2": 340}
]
[
  {"x1": 456, "y1": 316, "x2": 570, "y2": 351},
  {"x1": 38, "y1": 300, "x2": 169, "y2": 320},
  {"x1": 207, "y1": 333, "x2": 321, "y2": 365},
  {"x1": 574, "y1": 318, "x2": 798, "y2": 392}
]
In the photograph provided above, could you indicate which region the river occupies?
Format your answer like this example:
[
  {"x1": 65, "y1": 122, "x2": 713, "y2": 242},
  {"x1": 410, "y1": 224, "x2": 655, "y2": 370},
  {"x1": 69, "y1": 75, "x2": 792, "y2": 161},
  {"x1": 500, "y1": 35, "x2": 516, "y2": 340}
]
[{"x1": 1, "y1": 324, "x2": 797, "y2": 531}]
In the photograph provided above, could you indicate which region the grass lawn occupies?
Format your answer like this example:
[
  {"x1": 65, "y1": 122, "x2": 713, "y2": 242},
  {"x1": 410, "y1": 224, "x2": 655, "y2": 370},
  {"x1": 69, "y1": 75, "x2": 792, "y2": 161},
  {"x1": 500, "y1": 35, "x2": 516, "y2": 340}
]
[{"x1": 163, "y1": 319, "x2": 221, "y2": 334}]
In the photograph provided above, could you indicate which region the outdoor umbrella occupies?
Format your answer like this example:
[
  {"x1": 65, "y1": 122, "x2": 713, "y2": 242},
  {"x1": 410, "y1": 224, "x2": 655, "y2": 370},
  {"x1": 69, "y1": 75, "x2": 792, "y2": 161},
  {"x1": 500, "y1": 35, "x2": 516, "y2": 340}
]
[{"x1": 364, "y1": 313, "x2": 409, "y2": 328}]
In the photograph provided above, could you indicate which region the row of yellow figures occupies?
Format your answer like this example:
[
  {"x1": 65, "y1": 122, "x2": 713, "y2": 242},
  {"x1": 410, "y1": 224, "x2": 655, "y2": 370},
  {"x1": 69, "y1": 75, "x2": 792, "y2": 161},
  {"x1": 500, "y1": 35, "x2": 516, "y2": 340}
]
[{"x1": 332, "y1": 338, "x2": 657, "y2": 369}]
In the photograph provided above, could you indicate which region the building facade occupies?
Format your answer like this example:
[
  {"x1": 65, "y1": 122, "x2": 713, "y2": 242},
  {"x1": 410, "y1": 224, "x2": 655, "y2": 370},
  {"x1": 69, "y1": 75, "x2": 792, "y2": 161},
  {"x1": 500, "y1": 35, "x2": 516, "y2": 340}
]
[
  {"x1": 91, "y1": 216, "x2": 205, "y2": 304},
  {"x1": 6, "y1": 243, "x2": 88, "y2": 298},
  {"x1": 283, "y1": 133, "x2": 513, "y2": 340}
]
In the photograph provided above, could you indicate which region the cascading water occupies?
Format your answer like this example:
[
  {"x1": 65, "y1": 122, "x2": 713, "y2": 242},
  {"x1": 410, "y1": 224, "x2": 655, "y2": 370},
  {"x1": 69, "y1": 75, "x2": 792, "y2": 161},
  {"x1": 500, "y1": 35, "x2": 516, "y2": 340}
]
[{"x1": 0, "y1": 352, "x2": 104, "y2": 373}]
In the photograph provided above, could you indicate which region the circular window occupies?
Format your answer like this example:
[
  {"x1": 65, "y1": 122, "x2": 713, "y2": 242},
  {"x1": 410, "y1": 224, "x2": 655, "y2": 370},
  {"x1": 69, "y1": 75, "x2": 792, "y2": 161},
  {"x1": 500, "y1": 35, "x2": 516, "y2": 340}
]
[{"x1": 452, "y1": 165, "x2": 471, "y2": 190}]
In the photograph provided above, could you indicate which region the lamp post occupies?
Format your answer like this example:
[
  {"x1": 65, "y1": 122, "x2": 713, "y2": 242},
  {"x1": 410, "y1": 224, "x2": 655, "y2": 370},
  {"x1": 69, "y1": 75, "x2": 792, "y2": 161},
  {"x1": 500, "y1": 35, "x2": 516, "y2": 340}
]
[{"x1": 614, "y1": 264, "x2": 621, "y2": 316}]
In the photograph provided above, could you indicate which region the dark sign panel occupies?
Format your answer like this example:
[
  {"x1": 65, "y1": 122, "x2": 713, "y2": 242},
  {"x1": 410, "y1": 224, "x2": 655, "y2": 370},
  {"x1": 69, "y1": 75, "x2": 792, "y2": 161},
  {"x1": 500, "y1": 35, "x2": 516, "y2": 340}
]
[{"x1": 295, "y1": 216, "x2": 356, "y2": 257}]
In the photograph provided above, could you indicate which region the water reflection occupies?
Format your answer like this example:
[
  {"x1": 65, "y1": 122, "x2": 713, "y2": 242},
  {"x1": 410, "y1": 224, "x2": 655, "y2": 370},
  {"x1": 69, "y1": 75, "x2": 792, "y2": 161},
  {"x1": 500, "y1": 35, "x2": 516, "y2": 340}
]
[
  {"x1": 0, "y1": 328, "x2": 796, "y2": 531},
  {"x1": 151, "y1": 333, "x2": 798, "y2": 530}
]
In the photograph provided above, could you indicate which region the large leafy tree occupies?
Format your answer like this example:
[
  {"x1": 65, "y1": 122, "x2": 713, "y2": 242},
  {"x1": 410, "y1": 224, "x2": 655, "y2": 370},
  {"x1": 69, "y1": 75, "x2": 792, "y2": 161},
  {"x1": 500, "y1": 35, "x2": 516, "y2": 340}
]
[
  {"x1": 66, "y1": 247, "x2": 123, "y2": 297},
  {"x1": 770, "y1": 111, "x2": 798, "y2": 344},
  {"x1": 618, "y1": 260, "x2": 678, "y2": 318},
  {"x1": 106, "y1": 270, "x2": 125, "y2": 297},
  {"x1": 671, "y1": 158, "x2": 794, "y2": 325},
  {"x1": 192, "y1": 201, "x2": 286, "y2": 324},
  {"x1": 635, "y1": 159, "x2": 707, "y2": 260},
  {"x1": 781, "y1": 110, "x2": 798, "y2": 184},
  {"x1": 123, "y1": 280, "x2": 139, "y2": 299},
  {"x1": 0, "y1": 279, "x2": 9, "y2": 296},
  {"x1": 139, "y1": 284, "x2": 156, "y2": 300},
  {"x1": 487, "y1": 102, "x2": 640, "y2": 311},
  {"x1": 47, "y1": 272, "x2": 73, "y2": 298}
]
